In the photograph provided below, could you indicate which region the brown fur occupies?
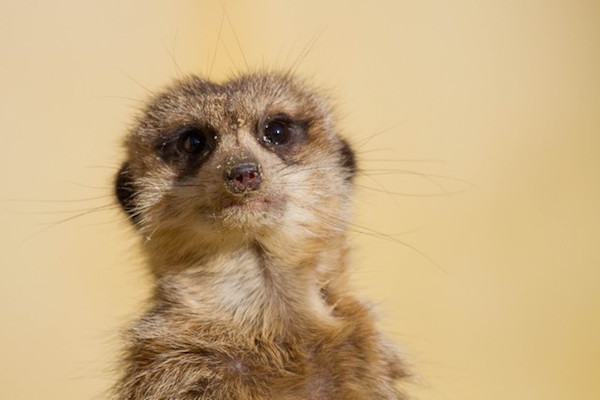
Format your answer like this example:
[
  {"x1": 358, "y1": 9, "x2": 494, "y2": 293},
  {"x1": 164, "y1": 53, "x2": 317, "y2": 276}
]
[{"x1": 113, "y1": 72, "x2": 408, "y2": 399}]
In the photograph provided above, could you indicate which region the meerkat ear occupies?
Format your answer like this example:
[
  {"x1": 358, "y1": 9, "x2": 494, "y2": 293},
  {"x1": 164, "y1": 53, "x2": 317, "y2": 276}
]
[
  {"x1": 115, "y1": 162, "x2": 139, "y2": 223},
  {"x1": 339, "y1": 138, "x2": 357, "y2": 181}
]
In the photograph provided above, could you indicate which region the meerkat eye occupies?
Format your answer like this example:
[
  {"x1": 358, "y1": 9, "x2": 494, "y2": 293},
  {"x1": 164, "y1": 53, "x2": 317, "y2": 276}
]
[
  {"x1": 178, "y1": 128, "x2": 207, "y2": 154},
  {"x1": 158, "y1": 125, "x2": 216, "y2": 164},
  {"x1": 263, "y1": 118, "x2": 291, "y2": 145}
]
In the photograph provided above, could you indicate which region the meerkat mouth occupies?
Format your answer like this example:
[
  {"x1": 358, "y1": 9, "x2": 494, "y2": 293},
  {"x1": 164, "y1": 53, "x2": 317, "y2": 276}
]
[
  {"x1": 222, "y1": 195, "x2": 271, "y2": 210},
  {"x1": 216, "y1": 192, "x2": 273, "y2": 215}
]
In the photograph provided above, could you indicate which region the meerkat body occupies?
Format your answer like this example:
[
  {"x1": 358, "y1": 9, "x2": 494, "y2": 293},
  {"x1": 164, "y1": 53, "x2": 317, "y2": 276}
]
[{"x1": 113, "y1": 72, "x2": 408, "y2": 399}]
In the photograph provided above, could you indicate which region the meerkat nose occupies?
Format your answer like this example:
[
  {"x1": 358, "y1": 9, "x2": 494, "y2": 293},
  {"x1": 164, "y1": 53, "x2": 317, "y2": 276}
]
[{"x1": 225, "y1": 162, "x2": 262, "y2": 194}]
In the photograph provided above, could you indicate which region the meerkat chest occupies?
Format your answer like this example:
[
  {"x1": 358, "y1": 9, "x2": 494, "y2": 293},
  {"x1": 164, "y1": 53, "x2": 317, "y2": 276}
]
[{"x1": 186, "y1": 336, "x2": 372, "y2": 399}]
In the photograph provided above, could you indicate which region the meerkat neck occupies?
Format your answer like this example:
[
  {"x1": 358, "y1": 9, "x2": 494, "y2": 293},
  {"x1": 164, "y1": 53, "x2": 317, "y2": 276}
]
[{"x1": 153, "y1": 239, "x2": 345, "y2": 336}]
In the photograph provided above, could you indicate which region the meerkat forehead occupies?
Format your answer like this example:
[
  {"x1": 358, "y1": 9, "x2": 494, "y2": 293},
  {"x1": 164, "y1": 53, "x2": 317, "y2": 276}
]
[{"x1": 135, "y1": 73, "x2": 332, "y2": 141}]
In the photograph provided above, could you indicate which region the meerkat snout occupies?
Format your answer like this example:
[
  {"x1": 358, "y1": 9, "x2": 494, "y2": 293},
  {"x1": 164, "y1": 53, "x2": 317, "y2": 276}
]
[{"x1": 224, "y1": 161, "x2": 263, "y2": 194}]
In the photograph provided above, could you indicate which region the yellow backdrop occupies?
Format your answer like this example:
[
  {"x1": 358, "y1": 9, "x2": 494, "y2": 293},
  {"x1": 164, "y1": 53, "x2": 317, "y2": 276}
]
[{"x1": 1, "y1": 1, "x2": 599, "y2": 399}]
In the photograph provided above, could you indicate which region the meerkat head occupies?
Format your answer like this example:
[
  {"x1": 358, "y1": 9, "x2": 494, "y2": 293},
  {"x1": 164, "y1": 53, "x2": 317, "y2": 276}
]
[{"x1": 115, "y1": 72, "x2": 356, "y2": 268}]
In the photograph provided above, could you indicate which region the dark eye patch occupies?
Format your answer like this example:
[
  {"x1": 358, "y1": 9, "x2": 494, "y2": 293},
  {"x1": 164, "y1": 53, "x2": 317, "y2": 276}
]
[
  {"x1": 263, "y1": 118, "x2": 292, "y2": 145},
  {"x1": 258, "y1": 114, "x2": 307, "y2": 158},
  {"x1": 156, "y1": 125, "x2": 217, "y2": 177},
  {"x1": 179, "y1": 128, "x2": 208, "y2": 154},
  {"x1": 157, "y1": 125, "x2": 215, "y2": 159}
]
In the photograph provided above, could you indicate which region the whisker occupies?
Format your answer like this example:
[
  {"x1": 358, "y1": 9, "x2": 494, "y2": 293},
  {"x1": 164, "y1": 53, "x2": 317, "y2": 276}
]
[
  {"x1": 82, "y1": 165, "x2": 121, "y2": 171},
  {"x1": 352, "y1": 124, "x2": 406, "y2": 152},
  {"x1": 8, "y1": 204, "x2": 119, "y2": 215},
  {"x1": 224, "y1": 10, "x2": 249, "y2": 72},
  {"x1": 219, "y1": 29, "x2": 240, "y2": 77},
  {"x1": 162, "y1": 29, "x2": 183, "y2": 79},
  {"x1": 316, "y1": 211, "x2": 446, "y2": 273},
  {"x1": 67, "y1": 181, "x2": 112, "y2": 191},
  {"x1": 1, "y1": 195, "x2": 114, "y2": 203},
  {"x1": 118, "y1": 68, "x2": 154, "y2": 96},
  {"x1": 359, "y1": 157, "x2": 446, "y2": 163},
  {"x1": 360, "y1": 169, "x2": 474, "y2": 187},
  {"x1": 355, "y1": 184, "x2": 468, "y2": 197},
  {"x1": 92, "y1": 95, "x2": 145, "y2": 104},
  {"x1": 208, "y1": 11, "x2": 226, "y2": 78},
  {"x1": 285, "y1": 27, "x2": 324, "y2": 79},
  {"x1": 19, "y1": 204, "x2": 117, "y2": 244}
]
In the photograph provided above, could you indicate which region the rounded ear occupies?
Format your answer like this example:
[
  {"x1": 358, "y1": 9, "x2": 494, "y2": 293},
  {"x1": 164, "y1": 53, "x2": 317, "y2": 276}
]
[
  {"x1": 339, "y1": 138, "x2": 357, "y2": 181},
  {"x1": 115, "y1": 162, "x2": 139, "y2": 224}
]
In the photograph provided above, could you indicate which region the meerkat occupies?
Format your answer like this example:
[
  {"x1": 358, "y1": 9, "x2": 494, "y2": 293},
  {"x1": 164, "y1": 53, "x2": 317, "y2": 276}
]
[{"x1": 113, "y1": 71, "x2": 408, "y2": 399}]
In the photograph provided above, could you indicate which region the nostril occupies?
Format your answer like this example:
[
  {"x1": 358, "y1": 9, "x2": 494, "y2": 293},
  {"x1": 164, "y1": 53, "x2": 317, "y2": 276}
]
[{"x1": 225, "y1": 162, "x2": 262, "y2": 194}]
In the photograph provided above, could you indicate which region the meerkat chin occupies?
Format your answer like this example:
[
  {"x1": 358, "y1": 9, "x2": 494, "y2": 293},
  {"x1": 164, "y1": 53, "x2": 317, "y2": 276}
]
[{"x1": 112, "y1": 72, "x2": 408, "y2": 399}]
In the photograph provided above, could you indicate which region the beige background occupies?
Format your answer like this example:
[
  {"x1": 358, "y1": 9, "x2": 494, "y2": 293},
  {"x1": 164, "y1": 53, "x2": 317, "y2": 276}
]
[{"x1": 1, "y1": 1, "x2": 599, "y2": 399}]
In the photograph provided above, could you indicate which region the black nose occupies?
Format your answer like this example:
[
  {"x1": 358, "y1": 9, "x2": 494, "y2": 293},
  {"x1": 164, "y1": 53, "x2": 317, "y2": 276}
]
[{"x1": 225, "y1": 162, "x2": 262, "y2": 194}]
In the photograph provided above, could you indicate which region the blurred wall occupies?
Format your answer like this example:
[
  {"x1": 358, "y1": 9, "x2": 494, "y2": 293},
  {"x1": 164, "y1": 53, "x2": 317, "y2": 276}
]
[{"x1": 1, "y1": 1, "x2": 599, "y2": 399}]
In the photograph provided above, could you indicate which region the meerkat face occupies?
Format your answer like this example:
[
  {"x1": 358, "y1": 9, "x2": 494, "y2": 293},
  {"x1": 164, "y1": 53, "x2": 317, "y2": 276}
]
[{"x1": 115, "y1": 73, "x2": 356, "y2": 257}]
